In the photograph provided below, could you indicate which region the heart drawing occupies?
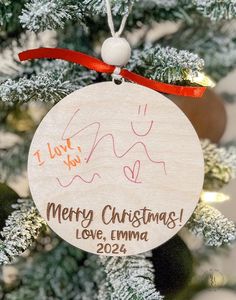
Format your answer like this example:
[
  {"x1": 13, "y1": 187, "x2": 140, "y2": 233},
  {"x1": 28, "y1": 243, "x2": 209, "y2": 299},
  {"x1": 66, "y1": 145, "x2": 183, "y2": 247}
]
[{"x1": 123, "y1": 160, "x2": 142, "y2": 184}]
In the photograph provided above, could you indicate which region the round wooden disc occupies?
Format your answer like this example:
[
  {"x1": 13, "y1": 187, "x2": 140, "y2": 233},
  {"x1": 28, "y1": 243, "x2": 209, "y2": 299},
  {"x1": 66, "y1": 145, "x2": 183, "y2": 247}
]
[{"x1": 28, "y1": 82, "x2": 204, "y2": 256}]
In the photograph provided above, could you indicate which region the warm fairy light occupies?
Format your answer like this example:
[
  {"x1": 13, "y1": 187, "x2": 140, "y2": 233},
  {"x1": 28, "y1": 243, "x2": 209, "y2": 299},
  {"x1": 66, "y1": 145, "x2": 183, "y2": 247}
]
[
  {"x1": 201, "y1": 191, "x2": 230, "y2": 203},
  {"x1": 207, "y1": 269, "x2": 226, "y2": 289},
  {"x1": 185, "y1": 71, "x2": 216, "y2": 88}
]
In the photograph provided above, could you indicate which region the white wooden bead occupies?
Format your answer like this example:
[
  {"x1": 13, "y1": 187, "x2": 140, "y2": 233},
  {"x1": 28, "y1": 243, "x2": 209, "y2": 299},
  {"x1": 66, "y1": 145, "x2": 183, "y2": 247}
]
[{"x1": 101, "y1": 37, "x2": 131, "y2": 66}]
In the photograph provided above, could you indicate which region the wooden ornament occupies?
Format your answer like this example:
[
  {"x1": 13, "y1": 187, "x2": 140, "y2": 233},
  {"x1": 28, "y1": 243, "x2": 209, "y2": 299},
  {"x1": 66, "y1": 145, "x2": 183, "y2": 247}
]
[
  {"x1": 168, "y1": 89, "x2": 227, "y2": 143},
  {"x1": 28, "y1": 82, "x2": 204, "y2": 256}
]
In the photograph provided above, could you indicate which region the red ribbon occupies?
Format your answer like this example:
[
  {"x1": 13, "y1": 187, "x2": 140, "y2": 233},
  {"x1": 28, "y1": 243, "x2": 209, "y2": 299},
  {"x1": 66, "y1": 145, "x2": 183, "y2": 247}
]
[{"x1": 18, "y1": 48, "x2": 206, "y2": 98}]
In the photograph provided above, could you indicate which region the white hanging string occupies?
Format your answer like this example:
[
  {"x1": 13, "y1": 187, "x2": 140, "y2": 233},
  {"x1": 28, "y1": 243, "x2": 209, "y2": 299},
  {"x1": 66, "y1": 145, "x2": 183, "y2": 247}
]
[{"x1": 105, "y1": 0, "x2": 132, "y2": 37}]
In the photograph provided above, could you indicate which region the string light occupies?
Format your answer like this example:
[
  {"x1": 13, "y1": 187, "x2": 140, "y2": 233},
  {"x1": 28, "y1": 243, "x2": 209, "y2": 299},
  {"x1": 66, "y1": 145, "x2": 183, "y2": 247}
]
[
  {"x1": 200, "y1": 191, "x2": 230, "y2": 203},
  {"x1": 185, "y1": 70, "x2": 216, "y2": 87}
]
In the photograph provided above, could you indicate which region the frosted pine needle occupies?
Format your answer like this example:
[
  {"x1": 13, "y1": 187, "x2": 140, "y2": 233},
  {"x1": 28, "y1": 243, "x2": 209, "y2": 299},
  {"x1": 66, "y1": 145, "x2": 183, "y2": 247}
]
[
  {"x1": 202, "y1": 140, "x2": 236, "y2": 190},
  {"x1": 194, "y1": 0, "x2": 236, "y2": 21},
  {"x1": 20, "y1": 0, "x2": 83, "y2": 31},
  {"x1": 99, "y1": 254, "x2": 164, "y2": 300},
  {"x1": 0, "y1": 199, "x2": 46, "y2": 265},
  {"x1": 128, "y1": 44, "x2": 204, "y2": 84},
  {"x1": 187, "y1": 202, "x2": 236, "y2": 247}
]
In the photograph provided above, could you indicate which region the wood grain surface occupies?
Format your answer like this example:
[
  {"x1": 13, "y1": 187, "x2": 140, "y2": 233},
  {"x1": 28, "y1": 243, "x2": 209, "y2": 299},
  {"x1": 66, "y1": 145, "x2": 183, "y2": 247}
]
[{"x1": 28, "y1": 82, "x2": 204, "y2": 256}]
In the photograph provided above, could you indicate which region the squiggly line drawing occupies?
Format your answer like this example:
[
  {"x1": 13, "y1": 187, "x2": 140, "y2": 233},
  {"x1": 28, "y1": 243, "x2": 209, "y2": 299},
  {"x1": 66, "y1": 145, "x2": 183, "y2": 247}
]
[
  {"x1": 61, "y1": 108, "x2": 167, "y2": 174},
  {"x1": 56, "y1": 107, "x2": 167, "y2": 187},
  {"x1": 56, "y1": 172, "x2": 101, "y2": 187}
]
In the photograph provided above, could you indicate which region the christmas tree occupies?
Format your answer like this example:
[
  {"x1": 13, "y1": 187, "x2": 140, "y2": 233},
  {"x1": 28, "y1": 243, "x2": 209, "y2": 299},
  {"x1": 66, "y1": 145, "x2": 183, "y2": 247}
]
[{"x1": 1, "y1": 1, "x2": 236, "y2": 299}]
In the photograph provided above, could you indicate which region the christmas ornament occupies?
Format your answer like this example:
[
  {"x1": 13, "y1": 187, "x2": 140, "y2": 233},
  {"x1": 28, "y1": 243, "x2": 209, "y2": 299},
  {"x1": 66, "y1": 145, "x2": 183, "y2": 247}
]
[
  {"x1": 28, "y1": 82, "x2": 204, "y2": 256},
  {"x1": 152, "y1": 235, "x2": 193, "y2": 295},
  {"x1": 23, "y1": 0, "x2": 207, "y2": 256},
  {"x1": 0, "y1": 183, "x2": 19, "y2": 231},
  {"x1": 168, "y1": 89, "x2": 227, "y2": 143}
]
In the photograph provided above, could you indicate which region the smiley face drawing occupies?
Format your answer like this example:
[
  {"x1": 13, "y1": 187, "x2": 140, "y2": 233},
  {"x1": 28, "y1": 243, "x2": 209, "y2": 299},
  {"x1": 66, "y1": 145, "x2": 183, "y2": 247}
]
[{"x1": 131, "y1": 104, "x2": 154, "y2": 137}]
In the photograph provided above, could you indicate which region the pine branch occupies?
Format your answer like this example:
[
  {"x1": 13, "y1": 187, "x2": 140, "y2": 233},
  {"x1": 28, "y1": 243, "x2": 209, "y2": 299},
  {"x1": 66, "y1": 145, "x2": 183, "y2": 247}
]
[
  {"x1": 0, "y1": 199, "x2": 46, "y2": 265},
  {"x1": 187, "y1": 202, "x2": 236, "y2": 247},
  {"x1": 0, "y1": 0, "x2": 12, "y2": 27},
  {"x1": 19, "y1": 0, "x2": 139, "y2": 32},
  {"x1": 164, "y1": 24, "x2": 236, "y2": 82},
  {"x1": 151, "y1": 0, "x2": 236, "y2": 21},
  {"x1": 128, "y1": 0, "x2": 236, "y2": 27},
  {"x1": 149, "y1": 0, "x2": 178, "y2": 9},
  {"x1": 203, "y1": 33, "x2": 236, "y2": 82},
  {"x1": 0, "y1": 0, "x2": 25, "y2": 47},
  {"x1": 128, "y1": 44, "x2": 204, "y2": 84},
  {"x1": 108, "y1": 0, "x2": 137, "y2": 15},
  {"x1": 0, "y1": 137, "x2": 29, "y2": 182},
  {"x1": 0, "y1": 61, "x2": 97, "y2": 104},
  {"x1": 13, "y1": 0, "x2": 236, "y2": 34},
  {"x1": 19, "y1": 0, "x2": 83, "y2": 32},
  {"x1": 194, "y1": 0, "x2": 236, "y2": 21},
  {"x1": 99, "y1": 254, "x2": 164, "y2": 300},
  {"x1": 83, "y1": 0, "x2": 138, "y2": 15},
  {"x1": 2, "y1": 241, "x2": 103, "y2": 299},
  {"x1": 202, "y1": 140, "x2": 236, "y2": 190},
  {"x1": 0, "y1": 75, "x2": 72, "y2": 103}
]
